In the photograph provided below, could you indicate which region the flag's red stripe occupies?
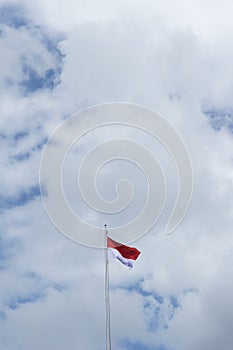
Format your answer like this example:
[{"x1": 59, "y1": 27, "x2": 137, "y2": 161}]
[{"x1": 107, "y1": 237, "x2": 141, "y2": 260}]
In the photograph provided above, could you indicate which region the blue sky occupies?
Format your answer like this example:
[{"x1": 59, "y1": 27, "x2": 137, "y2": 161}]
[{"x1": 1, "y1": 1, "x2": 233, "y2": 350}]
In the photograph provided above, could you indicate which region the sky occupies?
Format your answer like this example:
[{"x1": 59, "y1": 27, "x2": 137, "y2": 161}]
[{"x1": 0, "y1": 0, "x2": 233, "y2": 349}]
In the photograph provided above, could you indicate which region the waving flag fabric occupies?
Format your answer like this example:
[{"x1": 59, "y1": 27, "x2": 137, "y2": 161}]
[{"x1": 107, "y1": 237, "x2": 141, "y2": 268}]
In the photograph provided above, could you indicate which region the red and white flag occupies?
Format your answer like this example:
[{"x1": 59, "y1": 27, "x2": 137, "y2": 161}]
[{"x1": 107, "y1": 237, "x2": 141, "y2": 268}]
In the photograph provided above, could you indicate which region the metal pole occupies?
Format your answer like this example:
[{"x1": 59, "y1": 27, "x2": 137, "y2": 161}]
[{"x1": 104, "y1": 224, "x2": 111, "y2": 350}]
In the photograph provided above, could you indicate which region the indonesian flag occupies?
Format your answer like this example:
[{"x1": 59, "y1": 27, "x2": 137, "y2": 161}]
[{"x1": 107, "y1": 237, "x2": 141, "y2": 268}]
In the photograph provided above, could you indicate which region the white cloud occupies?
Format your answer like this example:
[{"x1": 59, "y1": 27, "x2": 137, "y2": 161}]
[{"x1": 1, "y1": 1, "x2": 233, "y2": 349}]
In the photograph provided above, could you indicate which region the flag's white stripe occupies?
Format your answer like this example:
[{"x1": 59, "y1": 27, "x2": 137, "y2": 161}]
[{"x1": 108, "y1": 248, "x2": 133, "y2": 268}]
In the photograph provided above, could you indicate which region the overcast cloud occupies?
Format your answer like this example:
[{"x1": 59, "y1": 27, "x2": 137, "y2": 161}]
[{"x1": 0, "y1": 1, "x2": 233, "y2": 349}]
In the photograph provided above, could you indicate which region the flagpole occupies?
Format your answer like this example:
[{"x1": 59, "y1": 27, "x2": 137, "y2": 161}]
[{"x1": 104, "y1": 224, "x2": 111, "y2": 350}]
